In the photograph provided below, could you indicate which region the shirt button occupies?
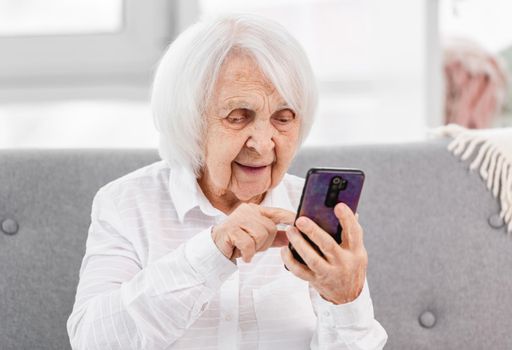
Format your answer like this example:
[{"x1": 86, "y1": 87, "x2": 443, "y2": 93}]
[
  {"x1": 323, "y1": 311, "x2": 330, "y2": 317},
  {"x1": 200, "y1": 303, "x2": 208, "y2": 312},
  {"x1": 224, "y1": 314, "x2": 233, "y2": 321}
]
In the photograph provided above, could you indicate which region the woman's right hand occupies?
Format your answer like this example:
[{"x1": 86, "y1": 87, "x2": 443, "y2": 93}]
[{"x1": 211, "y1": 203, "x2": 295, "y2": 263}]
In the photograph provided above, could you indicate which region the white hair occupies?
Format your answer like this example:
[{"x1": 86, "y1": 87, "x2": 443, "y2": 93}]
[{"x1": 151, "y1": 13, "x2": 318, "y2": 177}]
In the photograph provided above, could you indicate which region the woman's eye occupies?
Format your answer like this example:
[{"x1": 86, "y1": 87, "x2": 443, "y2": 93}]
[
  {"x1": 226, "y1": 109, "x2": 249, "y2": 124},
  {"x1": 273, "y1": 110, "x2": 295, "y2": 125},
  {"x1": 227, "y1": 116, "x2": 245, "y2": 123}
]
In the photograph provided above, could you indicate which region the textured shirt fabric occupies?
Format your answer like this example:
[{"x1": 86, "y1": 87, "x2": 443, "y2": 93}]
[{"x1": 67, "y1": 160, "x2": 388, "y2": 350}]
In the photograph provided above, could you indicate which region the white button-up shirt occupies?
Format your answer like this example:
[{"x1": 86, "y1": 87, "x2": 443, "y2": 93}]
[{"x1": 67, "y1": 160, "x2": 387, "y2": 349}]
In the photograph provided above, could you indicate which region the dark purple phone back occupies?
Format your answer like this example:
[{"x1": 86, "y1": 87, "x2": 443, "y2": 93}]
[{"x1": 297, "y1": 168, "x2": 365, "y2": 236}]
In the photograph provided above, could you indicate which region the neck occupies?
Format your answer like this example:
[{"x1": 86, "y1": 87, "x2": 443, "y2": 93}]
[{"x1": 197, "y1": 177, "x2": 265, "y2": 215}]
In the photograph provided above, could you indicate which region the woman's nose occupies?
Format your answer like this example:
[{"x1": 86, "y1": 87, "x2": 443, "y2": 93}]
[{"x1": 245, "y1": 123, "x2": 275, "y2": 155}]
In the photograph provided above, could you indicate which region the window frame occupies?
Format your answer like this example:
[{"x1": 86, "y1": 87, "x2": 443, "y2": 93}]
[{"x1": 0, "y1": 0, "x2": 176, "y2": 99}]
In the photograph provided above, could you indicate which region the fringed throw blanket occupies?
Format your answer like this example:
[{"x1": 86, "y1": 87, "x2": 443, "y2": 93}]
[{"x1": 430, "y1": 123, "x2": 512, "y2": 233}]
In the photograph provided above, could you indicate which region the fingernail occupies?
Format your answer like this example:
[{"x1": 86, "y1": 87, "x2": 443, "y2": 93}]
[{"x1": 276, "y1": 223, "x2": 290, "y2": 231}]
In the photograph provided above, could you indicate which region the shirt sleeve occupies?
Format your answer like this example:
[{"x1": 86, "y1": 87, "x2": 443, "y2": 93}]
[
  {"x1": 309, "y1": 278, "x2": 388, "y2": 350},
  {"x1": 66, "y1": 188, "x2": 238, "y2": 350}
]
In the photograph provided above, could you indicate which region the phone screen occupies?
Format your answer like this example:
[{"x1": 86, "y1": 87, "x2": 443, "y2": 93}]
[{"x1": 289, "y1": 167, "x2": 365, "y2": 265}]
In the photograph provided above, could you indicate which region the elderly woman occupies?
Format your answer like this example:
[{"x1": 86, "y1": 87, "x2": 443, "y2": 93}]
[{"x1": 67, "y1": 14, "x2": 387, "y2": 350}]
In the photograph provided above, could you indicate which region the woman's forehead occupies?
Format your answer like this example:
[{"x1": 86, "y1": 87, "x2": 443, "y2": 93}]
[
  {"x1": 217, "y1": 53, "x2": 273, "y2": 90},
  {"x1": 208, "y1": 52, "x2": 291, "y2": 112}
]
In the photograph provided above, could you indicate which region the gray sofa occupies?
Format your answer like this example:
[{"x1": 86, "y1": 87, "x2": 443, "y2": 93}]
[{"x1": 1, "y1": 139, "x2": 511, "y2": 349}]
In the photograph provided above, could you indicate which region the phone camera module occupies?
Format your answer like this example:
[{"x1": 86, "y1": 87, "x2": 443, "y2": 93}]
[
  {"x1": 325, "y1": 176, "x2": 345, "y2": 207},
  {"x1": 331, "y1": 176, "x2": 347, "y2": 191}
]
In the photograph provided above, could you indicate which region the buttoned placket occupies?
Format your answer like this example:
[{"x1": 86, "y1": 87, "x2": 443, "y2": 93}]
[{"x1": 215, "y1": 215, "x2": 240, "y2": 350}]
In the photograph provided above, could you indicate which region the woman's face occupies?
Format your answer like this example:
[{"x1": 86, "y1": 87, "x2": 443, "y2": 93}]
[{"x1": 199, "y1": 52, "x2": 301, "y2": 209}]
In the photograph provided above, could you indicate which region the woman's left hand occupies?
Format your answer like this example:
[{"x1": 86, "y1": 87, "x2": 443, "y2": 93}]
[{"x1": 281, "y1": 202, "x2": 368, "y2": 305}]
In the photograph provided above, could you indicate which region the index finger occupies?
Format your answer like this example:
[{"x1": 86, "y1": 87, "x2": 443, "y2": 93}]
[
  {"x1": 334, "y1": 203, "x2": 363, "y2": 250},
  {"x1": 259, "y1": 207, "x2": 296, "y2": 225}
]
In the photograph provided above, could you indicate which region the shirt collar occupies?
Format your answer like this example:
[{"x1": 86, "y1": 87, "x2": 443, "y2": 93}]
[
  {"x1": 168, "y1": 166, "x2": 229, "y2": 223},
  {"x1": 260, "y1": 174, "x2": 295, "y2": 212},
  {"x1": 168, "y1": 166, "x2": 199, "y2": 223},
  {"x1": 169, "y1": 166, "x2": 295, "y2": 223}
]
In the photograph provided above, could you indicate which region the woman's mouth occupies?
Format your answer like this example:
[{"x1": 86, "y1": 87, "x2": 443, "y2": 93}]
[{"x1": 234, "y1": 162, "x2": 270, "y2": 174}]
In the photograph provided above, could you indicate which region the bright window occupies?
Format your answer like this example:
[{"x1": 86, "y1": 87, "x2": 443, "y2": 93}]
[
  {"x1": 0, "y1": 0, "x2": 123, "y2": 36},
  {"x1": 0, "y1": 0, "x2": 173, "y2": 149},
  {"x1": 0, "y1": 0, "x2": 172, "y2": 88}
]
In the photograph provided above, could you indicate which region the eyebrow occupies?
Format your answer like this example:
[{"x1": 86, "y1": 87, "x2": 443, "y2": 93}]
[
  {"x1": 220, "y1": 99, "x2": 291, "y2": 113},
  {"x1": 222, "y1": 100, "x2": 252, "y2": 112}
]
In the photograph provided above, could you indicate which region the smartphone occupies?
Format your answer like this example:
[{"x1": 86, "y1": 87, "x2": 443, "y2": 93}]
[{"x1": 289, "y1": 168, "x2": 365, "y2": 265}]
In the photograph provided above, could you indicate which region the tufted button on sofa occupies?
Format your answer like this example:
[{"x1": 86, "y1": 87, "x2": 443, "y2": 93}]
[
  {"x1": 488, "y1": 213, "x2": 505, "y2": 229},
  {"x1": 418, "y1": 311, "x2": 436, "y2": 329},
  {"x1": 1, "y1": 218, "x2": 19, "y2": 235}
]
